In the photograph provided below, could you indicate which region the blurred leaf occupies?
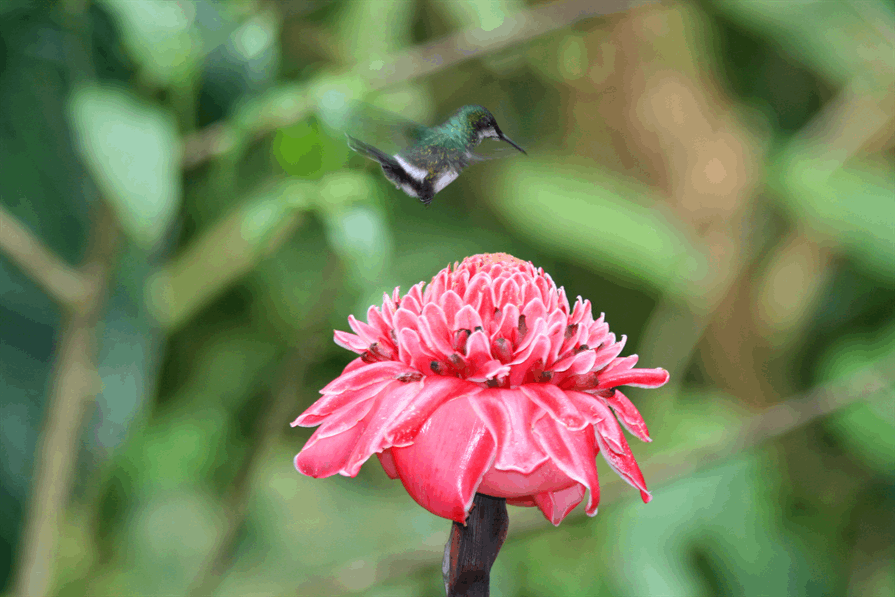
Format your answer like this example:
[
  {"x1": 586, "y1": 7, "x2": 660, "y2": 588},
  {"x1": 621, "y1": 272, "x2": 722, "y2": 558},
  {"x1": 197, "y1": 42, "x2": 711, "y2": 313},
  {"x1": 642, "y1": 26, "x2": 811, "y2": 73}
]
[
  {"x1": 606, "y1": 455, "x2": 831, "y2": 597},
  {"x1": 147, "y1": 178, "x2": 311, "y2": 329},
  {"x1": 715, "y1": 0, "x2": 895, "y2": 87},
  {"x1": 97, "y1": 0, "x2": 198, "y2": 87},
  {"x1": 68, "y1": 85, "x2": 181, "y2": 249},
  {"x1": 492, "y1": 158, "x2": 709, "y2": 299},
  {"x1": 821, "y1": 322, "x2": 895, "y2": 475},
  {"x1": 774, "y1": 153, "x2": 895, "y2": 277}
]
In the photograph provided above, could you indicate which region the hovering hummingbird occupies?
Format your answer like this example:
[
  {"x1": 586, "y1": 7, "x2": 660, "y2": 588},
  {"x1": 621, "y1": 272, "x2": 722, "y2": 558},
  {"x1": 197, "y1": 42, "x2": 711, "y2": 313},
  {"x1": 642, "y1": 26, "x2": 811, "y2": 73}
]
[{"x1": 346, "y1": 105, "x2": 526, "y2": 206}]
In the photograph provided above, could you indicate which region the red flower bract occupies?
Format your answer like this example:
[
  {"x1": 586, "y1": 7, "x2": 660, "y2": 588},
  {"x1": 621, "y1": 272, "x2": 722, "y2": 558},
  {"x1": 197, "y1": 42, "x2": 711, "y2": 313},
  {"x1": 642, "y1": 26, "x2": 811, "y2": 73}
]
[{"x1": 292, "y1": 253, "x2": 669, "y2": 525}]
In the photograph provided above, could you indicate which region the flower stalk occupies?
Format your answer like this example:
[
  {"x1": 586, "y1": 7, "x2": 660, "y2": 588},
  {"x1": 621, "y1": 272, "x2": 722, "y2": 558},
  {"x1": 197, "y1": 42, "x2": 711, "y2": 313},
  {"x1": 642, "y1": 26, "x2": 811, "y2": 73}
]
[{"x1": 443, "y1": 493, "x2": 509, "y2": 597}]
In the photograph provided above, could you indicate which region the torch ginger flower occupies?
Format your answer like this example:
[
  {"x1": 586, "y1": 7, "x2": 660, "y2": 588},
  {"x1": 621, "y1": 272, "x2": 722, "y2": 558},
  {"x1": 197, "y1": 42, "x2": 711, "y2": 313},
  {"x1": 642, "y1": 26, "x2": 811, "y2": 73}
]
[{"x1": 292, "y1": 253, "x2": 669, "y2": 525}]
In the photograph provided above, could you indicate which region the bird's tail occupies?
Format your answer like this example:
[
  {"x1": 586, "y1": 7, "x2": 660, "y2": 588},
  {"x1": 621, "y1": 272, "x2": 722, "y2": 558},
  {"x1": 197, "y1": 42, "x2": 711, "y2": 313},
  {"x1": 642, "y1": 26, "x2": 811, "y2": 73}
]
[{"x1": 346, "y1": 135, "x2": 398, "y2": 168}]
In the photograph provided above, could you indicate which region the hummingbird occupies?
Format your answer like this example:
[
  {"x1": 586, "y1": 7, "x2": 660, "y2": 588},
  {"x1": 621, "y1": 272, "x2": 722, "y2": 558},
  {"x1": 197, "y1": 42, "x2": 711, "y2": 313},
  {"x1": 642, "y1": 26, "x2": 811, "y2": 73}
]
[{"x1": 346, "y1": 105, "x2": 526, "y2": 206}]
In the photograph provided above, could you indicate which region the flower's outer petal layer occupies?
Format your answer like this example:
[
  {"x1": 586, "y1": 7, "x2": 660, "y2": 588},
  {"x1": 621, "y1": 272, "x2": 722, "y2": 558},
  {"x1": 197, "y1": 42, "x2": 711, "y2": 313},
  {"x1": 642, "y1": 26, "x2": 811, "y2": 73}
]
[
  {"x1": 377, "y1": 449, "x2": 399, "y2": 479},
  {"x1": 295, "y1": 423, "x2": 366, "y2": 478},
  {"x1": 319, "y1": 361, "x2": 414, "y2": 395},
  {"x1": 391, "y1": 397, "x2": 496, "y2": 524},
  {"x1": 387, "y1": 376, "x2": 481, "y2": 445},
  {"x1": 533, "y1": 483, "x2": 587, "y2": 526},
  {"x1": 293, "y1": 380, "x2": 391, "y2": 427},
  {"x1": 470, "y1": 389, "x2": 548, "y2": 473},
  {"x1": 341, "y1": 380, "x2": 425, "y2": 477},
  {"x1": 520, "y1": 384, "x2": 587, "y2": 431},
  {"x1": 532, "y1": 415, "x2": 601, "y2": 516},
  {"x1": 477, "y1": 460, "x2": 576, "y2": 498}
]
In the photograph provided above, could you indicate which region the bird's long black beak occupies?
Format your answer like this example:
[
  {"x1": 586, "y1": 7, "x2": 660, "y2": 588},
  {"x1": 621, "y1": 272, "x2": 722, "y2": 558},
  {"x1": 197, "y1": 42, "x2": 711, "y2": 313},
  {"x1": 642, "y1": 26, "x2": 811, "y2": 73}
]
[{"x1": 498, "y1": 131, "x2": 527, "y2": 155}]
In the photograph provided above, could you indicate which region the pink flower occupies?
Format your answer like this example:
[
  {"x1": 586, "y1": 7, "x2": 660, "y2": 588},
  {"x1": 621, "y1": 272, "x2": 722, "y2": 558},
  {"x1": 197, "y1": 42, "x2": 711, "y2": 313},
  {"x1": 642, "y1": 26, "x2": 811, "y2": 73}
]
[{"x1": 292, "y1": 253, "x2": 669, "y2": 525}]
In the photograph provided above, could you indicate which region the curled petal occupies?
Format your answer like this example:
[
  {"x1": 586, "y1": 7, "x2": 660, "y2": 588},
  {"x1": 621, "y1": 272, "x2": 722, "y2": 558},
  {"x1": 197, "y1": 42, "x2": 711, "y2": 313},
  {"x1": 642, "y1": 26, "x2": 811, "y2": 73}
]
[
  {"x1": 603, "y1": 354, "x2": 638, "y2": 373},
  {"x1": 521, "y1": 297, "x2": 547, "y2": 329},
  {"x1": 469, "y1": 389, "x2": 549, "y2": 473},
  {"x1": 597, "y1": 366, "x2": 670, "y2": 390},
  {"x1": 366, "y1": 305, "x2": 390, "y2": 338},
  {"x1": 392, "y1": 397, "x2": 496, "y2": 523},
  {"x1": 393, "y1": 308, "x2": 420, "y2": 334},
  {"x1": 333, "y1": 330, "x2": 368, "y2": 353},
  {"x1": 347, "y1": 315, "x2": 380, "y2": 345},
  {"x1": 533, "y1": 483, "x2": 587, "y2": 526},
  {"x1": 592, "y1": 421, "x2": 650, "y2": 503},
  {"x1": 439, "y1": 290, "x2": 464, "y2": 329},
  {"x1": 520, "y1": 384, "x2": 587, "y2": 431},
  {"x1": 455, "y1": 304, "x2": 484, "y2": 333},
  {"x1": 591, "y1": 334, "x2": 625, "y2": 370},
  {"x1": 509, "y1": 333, "x2": 551, "y2": 387},
  {"x1": 604, "y1": 389, "x2": 651, "y2": 442},
  {"x1": 551, "y1": 348, "x2": 597, "y2": 374},
  {"x1": 397, "y1": 328, "x2": 435, "y2": 372},
  {"x1": 532, "y1": 416, "x2": 600, "y2": 516},
  {"x1": 464, "y1": 330, "x2": 494, "y2": 371},
  {"x1": 466, "y1": 359, "x2": 510, "y2": 383},
  {"x1": 419, "y1": 303, "x2": 453, "y2": 355},
  {"x1": 494, "y1": 303, "x2": 520, "y2": 345}
]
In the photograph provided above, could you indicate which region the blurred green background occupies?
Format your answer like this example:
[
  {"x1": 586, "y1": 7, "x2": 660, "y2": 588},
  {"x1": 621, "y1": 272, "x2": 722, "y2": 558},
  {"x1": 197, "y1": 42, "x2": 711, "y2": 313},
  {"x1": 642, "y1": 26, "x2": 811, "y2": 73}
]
[{"x1": 1, "y1": 0, "x2": 893, "y2": 595}]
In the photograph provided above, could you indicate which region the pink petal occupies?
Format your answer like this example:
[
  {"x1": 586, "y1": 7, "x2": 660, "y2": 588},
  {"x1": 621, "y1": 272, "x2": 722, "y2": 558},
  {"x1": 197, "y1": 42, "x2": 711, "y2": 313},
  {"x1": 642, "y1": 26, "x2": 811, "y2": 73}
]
[
  {"x1": 347, "y1": 315, "x2": 380, "y2": 345},
  {"x1": 508, "y1": 333, "x2": 551, "y2": 387},
  {"x1": 341, "y1": 379, "x2": 425, "y2": 476},
  {"x1": 520, "y1": 384, "x2": 587, "y2": 431},
  {"x1": 596, "y1": 367, "x2": 670, "y2": 390},
  {"x1": 533, "y1": 483, "x2": 587, "y2": 525},
  {"x1": 604, "y1": 389, "x2": 651, "y2": 442},
  {"x1": 521, "y1": 297, "x2": 547, "y2": 329},
  {"x1": 551, "y1": 345, "x2": 597, "y2": 374},
  {"x1": 386, "y1": 376, "x2": 481, "y2": 445},
  {"x1": 319, "y1": 361, "x2": 414, "y2": 395},
  {"x1": 392, "y1": 308, "x2": 420, "y2": 333},
  {"x1": 562, "y1": 391, "x2": 611, "y2": 425},
  {"x1": 294, "y1": 422, "x2": 365, "y2": 478},
  {"x1": 391, "y1": 397, "x2": 496, "y2": 523},
  {"x1": 454, "y1": 304, "x2": 484, "y2": 332},
  {"x1": 469, "y1": 389, "x2": 549, "y2": 473},
  {"x1": 366, "y1": 305, "x2": 391, "y2": 337},
  {"x1": 497, "y1": 279, "x2": 521, "y2": 310},
  {"x1": 592, "y1": 421, "x2": 651, "y2": 503},
  {"x1": 464, "y1": 330, "x2": 493, "y2": 371},
  {"x1": 591, "y1": 334, "x2": 624, "y2": 370},
  {"x1": 397, "y1": 328, "x2": 436, "y2": 372},
  {"x1": 404, "y1": 283, "x2": 424, "y2": 312},
  {"x1": 462, "y1": 272, "x2": 491, "y2": 311},
  {"x1": 377, "y1": 449, "x2": 399, "y2": 479},
  {"x1": 293, "y1": 380, "x2": 390, "y2": 427},
  {"x1": 467, "y1": 359, "x2": 510, "y2": 383},
  {"x1": 333, "y1": 330, "x2": 368, "y2": 353},
  {"x1": 494, "y1": 303, "x2": 520, "y2": 345},
  {"x1": 532, "y1": 416, "x2": 601, "y2": 516},
  {"x1": 418, "y1": 303, "x2": 453, "y2": 355},
  {"x1": 603, "y1": 354, "x2": 638, "y2": 373},
  {"x1": 439, "y1": 290, "x2": 464, "y2": 329}
]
